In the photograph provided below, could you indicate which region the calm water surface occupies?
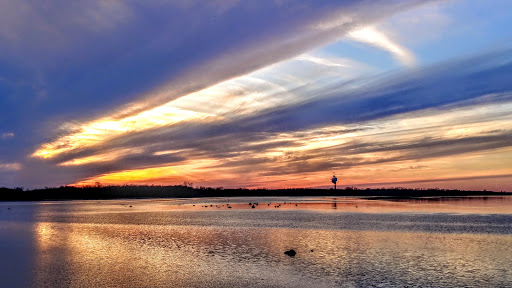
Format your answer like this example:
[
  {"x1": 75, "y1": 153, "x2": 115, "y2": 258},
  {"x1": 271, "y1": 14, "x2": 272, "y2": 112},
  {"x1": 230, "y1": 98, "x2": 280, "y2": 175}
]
[{"x1": 1, "y1": 196, "x2": 511, "y2": 287}]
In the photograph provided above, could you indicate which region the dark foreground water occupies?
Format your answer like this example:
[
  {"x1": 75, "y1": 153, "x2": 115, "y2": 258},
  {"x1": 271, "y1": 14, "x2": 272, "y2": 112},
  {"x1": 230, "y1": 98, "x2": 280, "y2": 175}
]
[{"x1": 1, "y1": 196, "x2": 511, "y2": 287}]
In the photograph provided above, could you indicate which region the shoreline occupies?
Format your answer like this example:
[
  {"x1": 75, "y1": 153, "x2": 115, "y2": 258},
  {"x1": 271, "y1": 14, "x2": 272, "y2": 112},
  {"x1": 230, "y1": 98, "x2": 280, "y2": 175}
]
[{"x1": 1, "y1": 185, "x2": 510, "y2": 202}]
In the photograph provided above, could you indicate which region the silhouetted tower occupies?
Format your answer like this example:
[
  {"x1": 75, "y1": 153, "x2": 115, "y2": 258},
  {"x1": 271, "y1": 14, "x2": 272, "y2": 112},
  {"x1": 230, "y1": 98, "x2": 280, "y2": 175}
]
[{"x1": 331, "y1": 174, "x2": 338, "y2": 189}]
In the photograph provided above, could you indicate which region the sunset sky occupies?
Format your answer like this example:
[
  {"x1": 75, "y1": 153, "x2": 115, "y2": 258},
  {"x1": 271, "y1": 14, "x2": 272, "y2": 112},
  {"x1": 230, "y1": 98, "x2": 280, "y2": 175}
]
[{"x1": 0, "y1": 0, "x2": 511, "y2": 190}]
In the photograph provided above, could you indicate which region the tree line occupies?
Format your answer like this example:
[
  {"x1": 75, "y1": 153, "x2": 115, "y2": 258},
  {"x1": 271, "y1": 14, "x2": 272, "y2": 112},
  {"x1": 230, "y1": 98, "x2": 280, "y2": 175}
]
[{"x1": 0, "y1": 185, "x2": 509, "y2": 201}]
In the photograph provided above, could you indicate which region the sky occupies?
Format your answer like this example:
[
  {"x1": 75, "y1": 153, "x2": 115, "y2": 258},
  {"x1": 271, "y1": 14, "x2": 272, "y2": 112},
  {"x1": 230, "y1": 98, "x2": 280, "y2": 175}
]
[{"x1": 0, "y1": 0, "x2": 511, "y2": 191}]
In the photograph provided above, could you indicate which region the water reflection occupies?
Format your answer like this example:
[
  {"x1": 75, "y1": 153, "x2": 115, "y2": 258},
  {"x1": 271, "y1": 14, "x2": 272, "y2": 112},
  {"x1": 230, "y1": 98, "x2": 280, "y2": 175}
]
[
  {"x1": 0, "y1": 221, "x2": 34, "y2": 288},
  {"x1": 24, "y1": 197, "x2": 512, "y2": 287},
  {"x1": 30, "y1": 222, "x2": 512, "y2": 287}
]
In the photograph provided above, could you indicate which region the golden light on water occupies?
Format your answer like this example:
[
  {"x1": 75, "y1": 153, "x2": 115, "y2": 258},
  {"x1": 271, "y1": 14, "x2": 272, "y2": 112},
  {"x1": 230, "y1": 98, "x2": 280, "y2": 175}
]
[
  {"x1": 35, "y1": 222, "x2": 55, "y2": 251},
  {"x1": 24, "y1": 198, "x2": 512, "y2": 287}
]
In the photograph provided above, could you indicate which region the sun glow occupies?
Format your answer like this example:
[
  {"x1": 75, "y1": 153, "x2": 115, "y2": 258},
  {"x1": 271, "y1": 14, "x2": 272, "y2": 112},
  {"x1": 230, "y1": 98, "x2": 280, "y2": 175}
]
[
  {"x1": 69, "y1": 100, "x2": 512, "y2": 189},
  {"x1": 33, "y1": 106, "x2": 214, "y2": 159},
  {"x1": 32, "y1": 71, "x2": 301, "y2": 161},
  {"x1": 72, "y1": 159, "x2": 220, "y2": 186}
]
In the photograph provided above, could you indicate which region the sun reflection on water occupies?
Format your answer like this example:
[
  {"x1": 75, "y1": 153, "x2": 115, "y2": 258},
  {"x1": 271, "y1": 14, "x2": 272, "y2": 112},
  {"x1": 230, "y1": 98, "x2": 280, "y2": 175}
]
[{"x1": 27, "y1": 198, "x2": 512, "y2": 287}]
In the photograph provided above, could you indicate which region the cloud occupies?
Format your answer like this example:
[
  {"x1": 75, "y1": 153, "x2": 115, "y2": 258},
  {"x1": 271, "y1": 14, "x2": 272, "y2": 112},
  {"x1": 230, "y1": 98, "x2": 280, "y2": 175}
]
[
  {"x1": 20, "y1": 49, "x2": 512, "y2": 189},
  {"x1": 297, "y1": 55, "x2": 348, "y2": 67},
  {"x1": 30, "y1": 51, "x2": 377, "y2": 161},
  {"x1": 347, "y1": 26, "x2": 416, "y2": 66},
  {"x1": 0, "y1": 162, "x2": 21, "y2": 171},
  {"x1": 1, "y1": 132, "x2": 14, "y2": 139},
  {"x1": 0, "y1": 1, "x2": 432, "y2": 174},
  {"x1": 379, "y1": 1, "x2": 453, "y2": 46},
  {"x1": 240, "y1": 49, "x2": 512, "y2": 132},
  {"x1": 6, "y1": 0, "x2": 511, "y2": 190}
]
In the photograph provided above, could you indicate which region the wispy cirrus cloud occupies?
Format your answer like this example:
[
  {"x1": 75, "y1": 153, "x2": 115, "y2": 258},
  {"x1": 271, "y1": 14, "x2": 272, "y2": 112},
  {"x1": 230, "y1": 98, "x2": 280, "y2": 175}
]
[
  {"x1": 1, "y1": 132, "x2": 14, "y2": 139},
  {"x1": 0, "y1": 1, "x2": 431, "y2": 164},
  {"x1": 347, "y1": 26, "x2": 416, "y2": 66},
  {"x1": 24, "y1": 49, "x2": 512, "y2": 191},
  {"x1": 2, "y1": 0, "x2": 511, "y2": 192},
  {"x1": 30, "y1": 50, "x2": 378, "y2": 162},
  {"x1": 1, "y1": 0, "x2": 439, "y2": 187},
  {"x1": 0, "y1": 162, "x2": 21, "y2": 171}
]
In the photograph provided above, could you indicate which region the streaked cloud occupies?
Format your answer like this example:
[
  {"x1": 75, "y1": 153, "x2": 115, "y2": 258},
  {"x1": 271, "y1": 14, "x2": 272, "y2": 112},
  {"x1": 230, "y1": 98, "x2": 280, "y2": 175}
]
[
  {"x1": 32, "y1": 106, "x2": 213, "y2": 159},
  {"x1": 1, "y1": 0, "x2": 510, "y2": 192},
  {"x1": 31, "y1": 51, "x2": 377, "y2": 162},
  {"x1": 348, "y1": 26, "x2": 416, "y2": 66},
  {"x1": 297, "y1": 55, "x2": 348, "y2": 68},
  {"x1": 59, "y1": 148, "x2": 145, "y2": 166},
  {"x1": 0, "y1": 162, "x2": 21, "y2": 171},
  {"x1": 1, "y1": 132, "x2": 14, "y2": 139},
  {"x1": 35, "y1": 50, "x2": 512, "y2": 191}
]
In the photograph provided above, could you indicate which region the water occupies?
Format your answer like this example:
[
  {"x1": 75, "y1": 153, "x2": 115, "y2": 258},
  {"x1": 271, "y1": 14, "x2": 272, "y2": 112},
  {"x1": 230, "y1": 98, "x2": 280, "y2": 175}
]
[{"x1": 1, "y1": 197, "x2": 511, "y2": 287}]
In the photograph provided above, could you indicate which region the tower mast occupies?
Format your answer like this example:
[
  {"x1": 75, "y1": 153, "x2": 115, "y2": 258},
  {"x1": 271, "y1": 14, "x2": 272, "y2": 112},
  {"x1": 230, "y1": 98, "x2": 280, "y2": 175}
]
[{"x1": 331, "y1": 173, "x2": 338, "y2": 190}]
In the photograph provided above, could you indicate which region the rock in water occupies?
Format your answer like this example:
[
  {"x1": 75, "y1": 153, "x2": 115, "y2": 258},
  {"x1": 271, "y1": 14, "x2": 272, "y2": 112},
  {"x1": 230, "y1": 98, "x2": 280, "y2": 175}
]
[
  {"x1": 252, "y1": 205, "x2": 255, "y2": 208},
  {"x1": 284, "y1": 249, "x2": 296, "y2": 257}
]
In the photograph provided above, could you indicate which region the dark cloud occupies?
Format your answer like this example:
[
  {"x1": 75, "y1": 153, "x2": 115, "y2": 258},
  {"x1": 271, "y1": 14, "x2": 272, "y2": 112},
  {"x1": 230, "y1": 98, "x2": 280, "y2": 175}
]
[
  {"x1": 0, "y1": 0, "x2": 428, "y2": 187},
  {"x1": 4, "y1": 1, "x2": 511, "y2": 188},
  {"x1": 13, "y1": 49, "x2": 511, "y2": 187},
  {"x1": 0, "y1": 0, "x2": 428, "y2": 165},
  {"x1": 235, "y1": 50, "x2": 512, "y2": 133}
]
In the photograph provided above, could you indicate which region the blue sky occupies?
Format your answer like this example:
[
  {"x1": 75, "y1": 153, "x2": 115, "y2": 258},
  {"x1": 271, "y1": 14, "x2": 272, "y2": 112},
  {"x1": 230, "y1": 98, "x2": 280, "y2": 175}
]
[{"x1": 0, "y1": 0, "x2": 511, "y2": 190}]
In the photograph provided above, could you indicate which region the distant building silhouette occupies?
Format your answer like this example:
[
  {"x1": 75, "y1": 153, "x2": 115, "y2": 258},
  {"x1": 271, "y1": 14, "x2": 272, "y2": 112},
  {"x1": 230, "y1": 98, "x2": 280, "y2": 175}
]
[{"x1": 331, "y1": 174, "x2": 338, "y2": 189}]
